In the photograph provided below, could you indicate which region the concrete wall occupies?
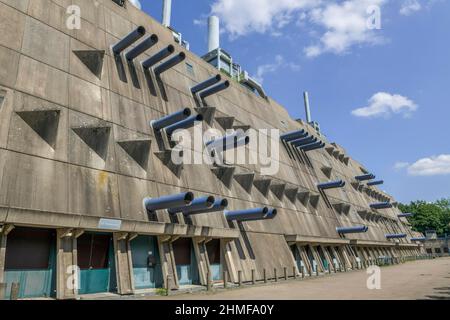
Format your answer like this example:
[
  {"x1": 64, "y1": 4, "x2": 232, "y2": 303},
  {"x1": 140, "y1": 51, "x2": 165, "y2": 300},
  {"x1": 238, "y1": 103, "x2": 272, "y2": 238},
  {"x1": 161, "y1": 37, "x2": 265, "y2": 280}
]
[{"x1": 0, "y1": 0, "x2": 421, "y2": 297}]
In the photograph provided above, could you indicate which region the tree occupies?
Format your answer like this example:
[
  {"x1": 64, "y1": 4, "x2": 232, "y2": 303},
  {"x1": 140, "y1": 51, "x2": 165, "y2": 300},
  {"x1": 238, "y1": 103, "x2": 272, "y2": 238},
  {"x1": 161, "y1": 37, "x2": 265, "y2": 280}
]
[{"x1": 399, "y1": 198, "x2": 450, "y2": 236}]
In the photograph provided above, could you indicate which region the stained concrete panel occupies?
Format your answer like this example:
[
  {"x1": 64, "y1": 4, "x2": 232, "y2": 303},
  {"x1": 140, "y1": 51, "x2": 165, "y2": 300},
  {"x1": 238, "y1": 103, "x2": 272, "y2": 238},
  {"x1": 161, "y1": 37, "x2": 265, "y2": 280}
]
[
  {"x1": 15, "y1": 55, "x2": 69, "y2": 106},
  {"x1": 0, "y1": 149, "x2": 7, "y2": 206},
  {"x1": 0, "y1": 2, "x2": 26, "y2": 51},
  {"x1": 69, "y1": 75, "x2": 103, "y2": 118},
  {"x1": 0, "y1": 86, "x2": 14, "y2": 148},
  {"x1": 116, "y1": 175, "x2": 153, "y2": 221},
  {"x1": 110, "y1": 91, "x2": 151, "y2": 134},
  {"x1": 0, "y1": 0, "x2": 29, "y2": 12},
  {"x1": 68, "y1": 165, "x2": 120, "y2": 218},
  {"x1": 22, "y1": 16, "x2": 70, "y2": 71},
  {"x1": 0, "y1": 45, "x2": 20, "y2": 88},
  {"x1": 0, "y1": 151, "x2": 69, "y2": 212}
]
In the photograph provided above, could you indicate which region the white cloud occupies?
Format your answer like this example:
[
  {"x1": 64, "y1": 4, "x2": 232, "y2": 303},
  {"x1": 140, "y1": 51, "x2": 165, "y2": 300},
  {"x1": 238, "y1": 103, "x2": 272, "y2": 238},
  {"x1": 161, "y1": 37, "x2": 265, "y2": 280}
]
[
  {"x1": 406, "y1": 155, "x2": 450, "y2": 176},
  {"x1": 129, "y1": 0, "x2": 141, "y2": 10},
  {"x1": 305, "y1": 0, "x2": 386, "y2": 57},
  {"x1": 210, "y1": 0, "x2": 320, "y2": 37},
  {"x1": 394, "y1": 162, "x2": 410, "y2": 170},
  {"x1": 351, "y1": 92, "x2": 418, "y2": 118},
  {"x1": 400, "y1": 0, "x2": 422, "y2": 15},
  {"x1": 253, "y1": 55, "x2": 300, "y2": 84}
]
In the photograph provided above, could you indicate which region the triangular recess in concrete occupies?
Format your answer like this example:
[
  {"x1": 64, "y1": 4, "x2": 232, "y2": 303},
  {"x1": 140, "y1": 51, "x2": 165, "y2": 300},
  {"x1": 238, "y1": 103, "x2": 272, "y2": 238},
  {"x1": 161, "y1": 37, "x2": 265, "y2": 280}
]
[
  {"x1": 253, "y1": 177, "x2": 272, "y2": 197},
  {"x1": 215, "y1": 116, "x2": 235, "y2": 130},
  {"x1": 155, "y1": 150, "x2": 183, "y2": 177},
  {"x1": 233, "y1": 172, "x2": 255, "y2": 193},
  {"x1": 332, "y1": 203, "x2": 343, "y2": 213},
  {"x1": 325, "y1": 147, "x2": 334, "y2": 156},
  {"x1": 342, "y1": 204, "x2": 351, "y2": 215},
  {"x1": 211, "y1": 165, "x2": 236, "y2": 189},
  {"x1": 297, "y1": 191, "x2": 310, "y2": 206},
  {"x1": 73, "y1": 50, "x2": 105, "y2": 79},
  {"x1": 321, "y1": 166, "x2": 332, "y2": 178},
  {"x1": 233, "y1": 124, "x2": 251, "y2": 132},
  {"x1": 270, "y1": 182, "x2": 286, "y2": 200},
  {"x1": 285, "y1": 186, "x2": 299, "y2": 202},
  {"x1": 309, "y1": 194, "x2": 321, "y2": 208},
  {"x1": 17, "y1": 110, "x2": 60, "y2": 149},
  {"x1": 195, "y1": 106, "x2": 216, "y2": 125},
  {"x1": 72, "y1": 126, "x2": 111, "y2": 160},
  {"x1": 332, "y1": 150, "x2": 340, "y2": 159},
  {"x1": 117, "y1": 139, "x2": 151, "y2": 170}
]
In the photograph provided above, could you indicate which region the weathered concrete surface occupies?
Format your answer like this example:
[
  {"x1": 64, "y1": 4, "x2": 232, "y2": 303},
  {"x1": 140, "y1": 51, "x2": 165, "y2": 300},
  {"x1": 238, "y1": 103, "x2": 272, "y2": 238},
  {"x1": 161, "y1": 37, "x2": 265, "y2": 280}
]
[{"x1": 155, "y1": 257, "x2": 450, "y2": 300}]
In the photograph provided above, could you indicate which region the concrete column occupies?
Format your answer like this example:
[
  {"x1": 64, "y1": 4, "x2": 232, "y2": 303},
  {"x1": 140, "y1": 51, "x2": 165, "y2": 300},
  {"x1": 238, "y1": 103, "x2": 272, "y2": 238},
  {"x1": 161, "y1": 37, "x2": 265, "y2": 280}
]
[
  {"x1": 320, "y1": 246, "x2": 333, "y2": 271},
  {"x1": 329, "y1": 247, "x2": 342, "y2": 269},
  {"x1": 158, "y1": 236, "x2": 179, "y2": 290},
  {"x1": 113, "y1": 232, "x2": 136, "y2": 295},
  {"x1": 309, "y1": 245, "x2": 324, "y2": 272},
  {"x1": 0, "y1": 225, "x2": 14, "y2": 284},
  {"x1": 56, "y1": 229, "x2": 83, "y2": 300},
  {"x1": 222, "y1": 239, "x2": 237, "y2": 283},
  {"x1": 192, "y1": 237, "x2": 211, "y2": 286},
  {"x1": 296, "y1": 244, "x2": 312, "y2": 274}
]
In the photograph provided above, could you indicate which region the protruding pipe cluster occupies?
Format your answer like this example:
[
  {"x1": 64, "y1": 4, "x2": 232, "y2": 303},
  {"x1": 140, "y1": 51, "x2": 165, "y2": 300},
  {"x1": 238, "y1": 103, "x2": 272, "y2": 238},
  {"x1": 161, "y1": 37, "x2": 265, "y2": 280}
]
[
  {"x1": 355, "y1": 173, "x2": 376, "y2": 181},
  {"x1": 370, "y1": 202, "x2": 393, "y2": 209},
  {"x1": 318, "y1": 180, "x2": 346, "y2": 190},
  {"x1": 398, "y1": 213, "x2": 414, "y2": 218},
  {"x1": 367, "y1": 180, "x2": 384, "y2": 186},
  {"x1": 112, "y1": 26, "x2": 146, "y2": 55},
  {"x1": 280, "y1": 130, "x2": 307, "y2": 142},
  {"x1": 300, "y1": 141, "x2": 325, "y2": 152},
  {"x1": 291, "y1": 136, "x2": 317, "y2": 147},
  {"x1": 142, "y1": 45, "x2": 176, "y2": 69},
  {"x1": 410, "y1": 237, "x2": 426, "y2": 242},
  {"x1": 224, "y1": 207, "x2": 277, "y2": 222},
  {"x1": 125, "y1": 34, "x2": 159, "y2": 61},
  {"x1": 168, "y1": 196, "x2": 215, "y2": 214},
  {"x1": 164, "y1": 114, "x2": 204, "y2": 136},
  {"x1": 191, "y1": 75, "x2": 222, "y2": 94},
  {"x1": 154, "y1": 52, "x2": 186, "y2": 75},
  {"x1": 150, "y1": 108, "x2": 192, "y2": 131},
  {"x1": 143, "y1": 192, "x2": 194, "y2": 212},
  {"x1": 336, "y1": 226, "x2": 368, "y2": 234},
  {"x1": 206, "y1": 131, "x2": 250, "y2": 154},
  {"x1": 199, "y1": 81, "x2": 230, "y2": 100},
  {"x1": 385, "y1": 233, "x2": 407, "y2": 239},
  {"x1": 186, "y1": 198, "x2": 229, "y2": 215}
]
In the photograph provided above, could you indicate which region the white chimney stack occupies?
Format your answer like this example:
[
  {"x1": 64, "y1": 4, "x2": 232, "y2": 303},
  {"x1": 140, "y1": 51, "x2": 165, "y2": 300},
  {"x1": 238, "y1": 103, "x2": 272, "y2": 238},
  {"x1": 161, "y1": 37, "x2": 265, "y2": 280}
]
[
  {"x1": 208, "y1": 15, "x2": 220, "y2": 52},
  {"x1": 303, "y1": 91, "x2": 312, "y2": 123},
  {"x1": 162, "y1": 0, "x2": 172, "y2": 27}
]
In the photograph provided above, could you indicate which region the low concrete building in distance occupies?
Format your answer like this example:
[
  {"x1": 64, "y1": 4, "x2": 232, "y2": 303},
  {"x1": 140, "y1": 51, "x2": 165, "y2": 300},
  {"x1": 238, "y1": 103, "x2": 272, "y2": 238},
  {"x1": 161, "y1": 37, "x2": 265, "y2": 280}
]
[
  {"x1": 0, "y1": 0, "x2": 423, "y2": 299},
  {"x1": 423, "y1": 231, "x2": 449, "y2": 256}
]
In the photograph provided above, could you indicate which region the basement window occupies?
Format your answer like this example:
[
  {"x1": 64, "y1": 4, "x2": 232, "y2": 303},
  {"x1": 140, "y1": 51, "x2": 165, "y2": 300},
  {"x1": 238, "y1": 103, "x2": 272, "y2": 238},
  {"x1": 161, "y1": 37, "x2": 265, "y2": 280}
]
[{"x1": 112, "y1": 0, "x2": 125, "y2": 7}]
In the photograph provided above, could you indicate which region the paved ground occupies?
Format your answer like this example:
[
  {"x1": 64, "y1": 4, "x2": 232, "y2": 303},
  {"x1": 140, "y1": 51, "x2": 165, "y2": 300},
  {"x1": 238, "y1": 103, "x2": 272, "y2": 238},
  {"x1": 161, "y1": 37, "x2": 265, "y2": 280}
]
[{"x1": 153, "y1": 257, "x2": 450, "y2": 300}]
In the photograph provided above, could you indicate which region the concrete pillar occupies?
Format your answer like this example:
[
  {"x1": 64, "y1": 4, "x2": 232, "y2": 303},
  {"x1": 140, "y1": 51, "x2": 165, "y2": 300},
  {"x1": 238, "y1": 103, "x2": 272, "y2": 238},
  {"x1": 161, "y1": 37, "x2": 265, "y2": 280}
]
[
  {"x1": 329, "y1": 247, "x2": 342, "y2": 270},
  {"x1": 113, "y1": 232, "x2": 136, "y2": 295},
  {"x1": 337, "y1": 246, "x2": 351, "y2": 270},
  {"x1": 158, "y1": 236, "x2": 179, "y2": 290},
  {"x1": 0, "y1": 225, "x2": 14, "y2": 285},
  {"x1": 296, "y1": 244, "x2": 312, "y2": 275},
  {"x1": 222, "y1": 239, "x2": 237, "y2": 283},
  {"x1": 56, "y1": 228, "x2": 83, "y2": 300},
  {"x1": 309, "y1": 245, "x2": 324, "y2": 272},
  {"x1": 192, "y1": 237, "x2": 211, "y2": 286},
  {"x1": 320, "y1": 246, "x2": 334, "y2": 272}
]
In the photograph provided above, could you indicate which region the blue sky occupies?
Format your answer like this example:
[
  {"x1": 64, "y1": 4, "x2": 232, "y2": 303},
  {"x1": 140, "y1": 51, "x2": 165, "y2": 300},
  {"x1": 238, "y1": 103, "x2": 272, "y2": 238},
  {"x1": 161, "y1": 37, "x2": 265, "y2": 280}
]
[{"x1": 137, "y1": 0, "x2": 450, "y2": 203}]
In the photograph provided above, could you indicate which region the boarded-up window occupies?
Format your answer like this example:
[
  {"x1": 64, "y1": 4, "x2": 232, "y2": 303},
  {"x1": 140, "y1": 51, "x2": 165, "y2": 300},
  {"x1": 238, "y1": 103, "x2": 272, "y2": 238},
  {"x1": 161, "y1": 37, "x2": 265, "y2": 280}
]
[
  {"x1": 173, "y1": 238, "x2": 191, "y2": 265},
  {"x1": 206, "y1": 240, "x2": 221, "y2": 264},
  {"x1": 77, "y1": 233, "x2": 111, "y2": 270},
  {"x1": 5, "y1": 228, "x2": 54, "y2": 270}
]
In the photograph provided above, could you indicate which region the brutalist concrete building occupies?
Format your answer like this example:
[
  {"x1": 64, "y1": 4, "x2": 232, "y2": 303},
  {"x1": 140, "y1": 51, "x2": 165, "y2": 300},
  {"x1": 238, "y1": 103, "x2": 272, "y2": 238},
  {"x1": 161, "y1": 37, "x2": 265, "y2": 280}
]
[{"x1": 0, "y1": 0, "x2": 424, "y2": 299}]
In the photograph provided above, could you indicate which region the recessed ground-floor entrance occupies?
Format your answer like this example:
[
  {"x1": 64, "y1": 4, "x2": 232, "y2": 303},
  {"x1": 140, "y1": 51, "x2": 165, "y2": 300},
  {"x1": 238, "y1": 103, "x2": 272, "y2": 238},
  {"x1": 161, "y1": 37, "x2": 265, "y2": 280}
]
[
  {"x1": 172, "y1": 238, "x2": 199, "y2": 286},
  {"x1": 130, "y1": 235, "x2": 163, "y2": 289}
]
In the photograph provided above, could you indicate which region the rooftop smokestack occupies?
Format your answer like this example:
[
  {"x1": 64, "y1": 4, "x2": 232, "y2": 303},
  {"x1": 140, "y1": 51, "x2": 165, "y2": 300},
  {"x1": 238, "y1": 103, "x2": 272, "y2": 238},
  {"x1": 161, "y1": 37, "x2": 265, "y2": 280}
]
[
  {"x1": 208, "y1": 16, "x2": 220, "y2": 52},
  {"x1": 303, "y1": 91, "x2": 312, "y2": 123},
  {"x1": 162, "y1": 0, "x2": 172, "y2": 27}
]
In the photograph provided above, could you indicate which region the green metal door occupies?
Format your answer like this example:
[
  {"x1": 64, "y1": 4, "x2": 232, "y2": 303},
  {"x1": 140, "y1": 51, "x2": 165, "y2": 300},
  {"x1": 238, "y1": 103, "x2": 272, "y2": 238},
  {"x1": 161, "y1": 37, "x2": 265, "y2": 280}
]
[
  {"x1": 130, "y1": 236, "x2": 163, "y2": 289},
  {"x1": 77, "y1": 233, "x2": 116, "y2": 295},
  {"x1": 4, "y1": 228, "x2": 56, "y2": 299}
]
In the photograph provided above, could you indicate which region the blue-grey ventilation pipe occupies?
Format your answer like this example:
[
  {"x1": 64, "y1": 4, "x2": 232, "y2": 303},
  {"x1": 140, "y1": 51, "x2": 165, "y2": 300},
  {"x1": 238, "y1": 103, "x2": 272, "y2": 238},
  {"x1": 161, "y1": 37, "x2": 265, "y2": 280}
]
[
  {"x1": 191, "y1": 75, "x2": 222, "y2": 94},
  {"x1": 224, "y1": 207, "x2": 277, "y2": 222},
  {"x1": 142, "y1": 45, "x2": 175, "y2": 69},
  {"x1": 143, "y1": 192, "x2": 194, "y2": 212},
  {"x1": 164, "y1": 114, "x2": 204, "y2": 136},
  {"x1": 206, "y1": 131, "x2": 242, "y2": 148},
  {"x1": 125, "y1": 34, "x2": 158, "y2": 61},
  {"x1": 318, "y1": 180, "x2": 346, "y2": 190},
  {"x1": 370, "y1": 202, "x2": 393, "y2": 209},
  {"x1": 167, "y1": 195, "x2": 215, "y2": 214},
  {"x1": 222, "y1": 136, "x2": 250, "y2": 151},
  {"x1": 291, "y1": 136, "x2": 316, "y2": 147},
  {"x1": 150, "y1": 108, "x2": 192, "y2": 131},
  {"x1": 410, "y1": 237, "x2": 426, "y2": 242},
  {"x1": 300, "y1": 141, "x2": 325, "y2": 152},
  {"x1": 385, "y1": 233, "x2": 407, "y2": 239},
  {"x1": 154, "y1": 52, "x2": 186, "y2": 75},
  {"x1": 336, "y1": 226, "x2": 368, "y2": 234},
  {"x1": 199, "y1": 81, "x2": 230, "y2": 100},
  {"x1": 367, "y1": 180, "x2": 384, "y2": 186},
  {"x1": 355, "y1": 173, "x2": 376, "y2": 181},
  {"x1": 398, "y1": 213, "x2": 414, "y2": 218},
  {"x1": 185, "y1": 198, "x2": 228, "y2": 216},
  {"x1": 112, "y1": 26, "x2": 146, "y2": 55},
  {"x1": 280, "y1": 130, "x2": 307, "y2": 142}
]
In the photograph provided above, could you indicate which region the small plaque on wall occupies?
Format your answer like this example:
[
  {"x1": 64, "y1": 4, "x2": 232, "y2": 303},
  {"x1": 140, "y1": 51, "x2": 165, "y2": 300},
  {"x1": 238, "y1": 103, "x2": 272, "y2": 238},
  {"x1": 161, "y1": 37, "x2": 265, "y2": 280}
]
[{"x1": 98, "y1": 218, "x2": 122, "y2": 230}]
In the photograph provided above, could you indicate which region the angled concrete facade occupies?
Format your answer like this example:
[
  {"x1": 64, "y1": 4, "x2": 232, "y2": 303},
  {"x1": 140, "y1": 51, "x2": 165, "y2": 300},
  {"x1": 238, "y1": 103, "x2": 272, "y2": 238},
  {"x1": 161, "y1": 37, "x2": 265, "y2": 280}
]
[{"x1": 0, "y1": 0, "x2": 423, "y2": 299}]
